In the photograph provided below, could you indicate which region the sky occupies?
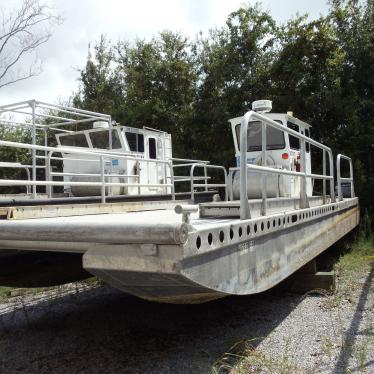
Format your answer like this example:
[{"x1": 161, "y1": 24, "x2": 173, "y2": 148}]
[{"x1": 0, "y1": 0, "x2": 329, "y2": 105}]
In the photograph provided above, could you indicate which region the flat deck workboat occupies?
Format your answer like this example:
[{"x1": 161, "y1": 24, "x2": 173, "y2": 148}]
[{"x1": 0, "y1": 100, "x2": 359, "y2": 303}]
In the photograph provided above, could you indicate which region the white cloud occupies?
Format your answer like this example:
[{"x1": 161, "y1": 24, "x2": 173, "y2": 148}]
[{"x1": 0, "y1": 0, "x2": 329, "y2": 105}]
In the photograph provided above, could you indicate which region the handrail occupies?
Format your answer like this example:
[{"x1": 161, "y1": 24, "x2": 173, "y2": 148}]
[
  {"x1": 46, "y1": 150, "x2": 174, "y2": 202},
  {"x1": 190, "y1": 163, "x2": 227, "y2": 202},
  {"x1": 0, "y1": 139, "x2": 175, "y2": 202},
  {"x1": 336, "y1": 154, "x2": 354, "y2": 201},
  {"x1": 231, "y1": 165, "x2": 334, "y2": 179},
  {"x1": 239, "y1": 111, "x2": 336, "y2": 220}
]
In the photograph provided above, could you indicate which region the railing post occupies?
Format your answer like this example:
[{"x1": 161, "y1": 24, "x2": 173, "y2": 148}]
[
  {"x1": 100, "y1": 155, "x2": 106, "y2": 204},
  {"x1": 24, "y1": 168, "x2": 31, "y2": 194},
  {"x1": 261, "y1": 122, "x2": 267, "y2": 216},
  {"x1": 136, "y1": 160, "x2": 141, "y2": 195},
  {"x1": 329, "y1": 150, "x2": 336, "y2": 202},
  {"x1": 240, "y1": 112, "x2": 252, "y2": 220},
  {"x1": 228, "y1": 169, "x2": 234, "y2": 201},
  {"x1": 44, "y1": 128, "x2": 48, "y2": 195},
  {"x1": 46, "y1": 151, "x2": 53, "y2": 198},
  {"x1": 31, "y1": 100, "x2": 37, "y2": 199},
  {"x1": 223, "y1": 168, "x2": 228, "y2": 201},
  {"x1": 108, "y1": 117, "x2": 113, "y2": 196},
  {"x1": 323, "y1": 149, "x2": 326, "y2": 204},
  {"x1": 300, "y1": 138, "x2": 309, "y2": 208},
  {"x1": 203, "y1": 164, "x2": 208, "y2": 191},
  {"x1": 190, "y1": 164, "x2": 195, "y2": 202},
  {"x1": 337, "y1": 154, "x2": 342, "y2": 201},
  {"x1": 169, "y1": 162, "x2": 175, "y2": 200}
]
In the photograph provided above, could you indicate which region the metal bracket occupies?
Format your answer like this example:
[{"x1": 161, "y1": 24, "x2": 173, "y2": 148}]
[{"x1": 174, "y1": 204, "x2": 199, "y2": 224}]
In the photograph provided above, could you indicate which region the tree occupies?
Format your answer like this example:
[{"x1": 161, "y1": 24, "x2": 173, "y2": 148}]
[
  {"x1": 117, "y1": 31, "x2": 197, "y2": 156},
  {"x1": 271, "y1": 15, "x2": 344, "y2": 143},
  {"x1": 193, "y1": 4, "x2": 277, "y2": 165},
  {"x1": 74, "y1": 32, "x2": 197, "y2": 157},
  {"x1": 0, "y1": 0, "x2": 61, "y2": 89},
  {"x1": 329, "y1": 0, "x2": 374, "y2": 213},
  {"x1": 73, "y1": 35, "x2": 123, "y2": 117}
]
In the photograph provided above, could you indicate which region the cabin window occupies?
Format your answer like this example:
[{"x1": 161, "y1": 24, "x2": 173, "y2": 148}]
[
  {"x1": 125, "y1": 132, "x2": 144, "y2": 152},
  {"x1": 235, "y1": 121, "x2": 285, "y2": 151},
  {"x1": 287, "y1": 122, "x2": 300, "y2": 150},
  {"x1": 148, "y1": 137, "x2": 157, "y2": 159},
  {"x1": 90, "y1": 130, "x2": 122, "y2": 149},
  {"x1": 305, "y1": 129, "x2": 310, "y2": 152},
  {"x1": 59, "y1": 133, "x2": 88, "y2": 147},
  {"x1": 112, "y1": 130, "x2": 122, "y2": 149}
]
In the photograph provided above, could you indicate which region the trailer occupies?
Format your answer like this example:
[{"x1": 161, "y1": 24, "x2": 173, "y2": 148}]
[{"x1": 0, "y1": 99, "x2": 359, "y2": 303}]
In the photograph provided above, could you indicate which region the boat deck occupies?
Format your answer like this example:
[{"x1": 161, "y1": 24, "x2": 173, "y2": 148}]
[{"x1": 0, "y1": 196, "x2": 358, "y2": 254}]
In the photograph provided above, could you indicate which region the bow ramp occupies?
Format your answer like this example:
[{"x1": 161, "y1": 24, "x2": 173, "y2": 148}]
[{"x1": 0, "y1": 99, "x2": 359, "y2": 303}]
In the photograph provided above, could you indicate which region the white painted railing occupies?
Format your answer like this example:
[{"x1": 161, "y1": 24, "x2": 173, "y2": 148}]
[
  {"x1": 172, "y1": 159, "x2": 227, "y2": 201},
  {"x1": 0, "y1": 139, "x2": 175, "y2": 203},
  {"x1": 336, "y1": 154, "x2": 354, "y2": 200},
  {"x1": 239, "y1": 111, "x2": 336, "y2": 219},
  {"x1": 190, "y1": 163, "x2": 227, "y2": 202}
]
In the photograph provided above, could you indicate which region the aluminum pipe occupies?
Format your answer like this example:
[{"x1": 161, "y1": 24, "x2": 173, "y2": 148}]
[{"x1": 0, "y1": 220, "x2": 189, "y2": 245}]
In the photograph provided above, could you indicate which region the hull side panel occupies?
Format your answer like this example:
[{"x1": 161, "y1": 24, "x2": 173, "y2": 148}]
[
  {"x1": 181, "y1": 205, "x2": 359, "y2": 296},
  {"x1": 83, "y1": 244, "x2": 226, "y2": 303}
]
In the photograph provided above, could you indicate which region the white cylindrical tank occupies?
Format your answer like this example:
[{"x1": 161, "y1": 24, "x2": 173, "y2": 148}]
[
  {"x1": 232, "y1": 170, "x2": 279, "y2": 199},
  {"x1": 70, "y1": 175, "x2": 124, "y2": 196}
]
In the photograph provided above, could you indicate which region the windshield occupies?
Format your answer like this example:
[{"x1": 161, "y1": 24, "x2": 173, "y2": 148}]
[
  {"x1": 59, "y1": 133, "x2": 88, "y2": 147},
  {"x1": 235, "y1": 121, "x2": 285, "y2": 151},
  {"x1": 89, "y1": 130, "x2": 122, "y2": 149}
]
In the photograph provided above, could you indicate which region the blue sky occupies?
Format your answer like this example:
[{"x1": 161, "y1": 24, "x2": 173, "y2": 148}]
[{"x1": 1, "y1": 0, "x2": 329, "y2": 104}]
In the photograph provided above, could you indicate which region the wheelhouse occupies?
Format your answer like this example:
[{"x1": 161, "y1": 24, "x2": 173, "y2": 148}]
[{"x1": 55, "y1": 124, "x2": 173, "y2": 196}]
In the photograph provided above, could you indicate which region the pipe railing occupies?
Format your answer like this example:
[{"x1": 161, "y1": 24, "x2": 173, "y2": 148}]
[
  {"x1": 171, "y1": 162, "x2": 227, "y2": 201},
  {"x1": 0, "y1": 138, "x2": 225, "y2": 203},
  {"x1": 190, "y1": 163, "x2": 227, "y2": 202},
  {"x1": 337, "y1": 154, "x2": 354, "y2": 201},
  {"x1": 0, "y1": 139, "x2": 175, "y2": 203},
  {"x1": 46, "y1": 149, "x2": 174, "y2": 202},
  {"x1": 239, "y1": 111, "x2": 336, "y2": 220}
]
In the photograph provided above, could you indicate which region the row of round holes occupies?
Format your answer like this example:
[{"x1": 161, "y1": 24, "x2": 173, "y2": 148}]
[{"x1": 195, "y1": 205, "x2": 336, "y2": 249}]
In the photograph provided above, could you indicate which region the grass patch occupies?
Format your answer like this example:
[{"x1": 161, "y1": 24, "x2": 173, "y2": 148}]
[
  {"x1": 336, "y1": 237, "x2": 374, "y2": 275},
  {"x1": 335, "y1": 232, "x2": 374, "y2": 296},
  {"x1": 212, "y1": 340, "x2": 301, "y2": 374},
  {"x1": 322, "y1": 233, "x2": 374, "y2": 310},
  {"x1": 0, "y1": 286, "x2": 13, "y2": 301}
]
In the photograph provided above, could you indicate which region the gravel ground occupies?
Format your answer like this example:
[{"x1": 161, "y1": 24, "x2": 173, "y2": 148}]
[
  {"x1": 250, "y1": 266, "x2": 374, "y2": 373},
  {"x1": 0, "y1": 266, "x2": 373, "y2": 374}
]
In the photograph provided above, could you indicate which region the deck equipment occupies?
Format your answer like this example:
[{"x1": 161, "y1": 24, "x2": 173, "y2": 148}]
[{"x1": 0, "y1": 99, "x2": 359, "y2": 303}]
